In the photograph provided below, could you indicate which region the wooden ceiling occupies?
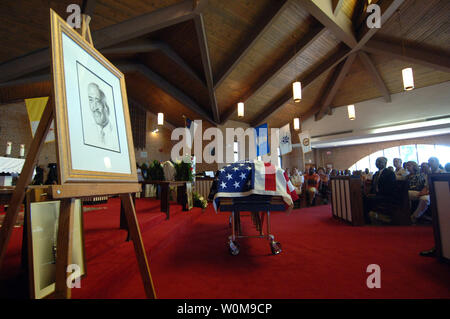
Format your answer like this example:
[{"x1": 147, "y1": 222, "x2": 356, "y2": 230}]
[{"x1": 0, "y1": 0, "x2": 449, "y2": 130}]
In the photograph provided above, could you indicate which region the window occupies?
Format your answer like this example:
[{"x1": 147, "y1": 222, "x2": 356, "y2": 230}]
[
  {"x1": 348, "y1": 144, "x2": 450, "y2": 172},
  {"x1": 399, "y1": 145, "x2": 417, "y2": 163},
  {"x1": 233, "y1": 141, "x2": 239, "y2": 163},
  {"x1": 417, "y1": 144, "x2": 435, "y2": 164}
]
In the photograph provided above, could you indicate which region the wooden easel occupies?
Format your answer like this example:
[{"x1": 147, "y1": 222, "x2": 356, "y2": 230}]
[{"x1": 0, "y1": 14, "x2": 156, "y2": 299}]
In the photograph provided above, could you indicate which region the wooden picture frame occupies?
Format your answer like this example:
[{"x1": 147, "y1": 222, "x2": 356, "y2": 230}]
[
  {"x1": 50, "y1": 9, "x2": 137, "y2": 184},
  {"x1": 27, "y1": 199, "x2": 86, "y2": 299}
]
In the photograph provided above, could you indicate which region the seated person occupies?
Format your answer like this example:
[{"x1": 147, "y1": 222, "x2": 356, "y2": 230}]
[
  {"x1": 317, "y1": 167, "x2": 329, "y2": 202},
  {"x1": 290, "y1": 168, "x2": 304, "y2": 195},
  {"x1": 393, "y1": 158, "x2": 408, "y2": 180},
  {"x1": 428, "y1": 156, "x2": 446, "y2": 174},
  {"x1": 304, "y1": 168, "x2": 320, "y2": 206},
  {"x1": 405, "y1": 161, "x2": 429, "y2": 223},
  {"x1": 420, "y1": 162, "x2": 431, "y2": 175},
  {"x1": 363, "y1": 157, "x2": 396, "y2": 222}
]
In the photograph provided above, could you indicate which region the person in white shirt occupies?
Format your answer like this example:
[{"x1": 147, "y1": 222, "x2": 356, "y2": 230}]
[{"x1": 393, "y1": 158, "x2": 408, "y2": 180}]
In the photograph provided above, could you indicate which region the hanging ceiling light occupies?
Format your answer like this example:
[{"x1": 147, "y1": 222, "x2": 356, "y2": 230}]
[
  {"x1": 293, "y1": 117, "x2": 300, "y2": 130},
  {"x1": 292, "y1": 39, "x2": 302, "y2": 103},
  {"x1": 237, "y1": 102, "x2": 244, "y2": 118},
  {"x1": 347, "y1": 105, "x2": 355, "y2": 120},
  {"x1": 157, "y1": 112, "x2": 164, "y2": 125},
  {"x1": 402, "y1": 67, "x2": 414, "y2": 91},
  {"x1": 292, "y1": 81, "x2": 302, "y2": 103},
  {"x1": 397, "y1": 10, "x2": 414, "y2": 91}
]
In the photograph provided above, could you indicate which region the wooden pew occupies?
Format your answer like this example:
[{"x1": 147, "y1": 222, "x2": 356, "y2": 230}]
[
  {"x1": 372, "y1": 180, "x2": 411, "y2": 225},
  {"x1": 429, "y1": 173, "x2": 450, "y2": 263},
  {"x1": 330, "y1": 176, "x2": 365, "y2": 226}
]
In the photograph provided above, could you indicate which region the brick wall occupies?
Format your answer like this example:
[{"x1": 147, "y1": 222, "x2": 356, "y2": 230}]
[{"x1": 0, "y1": 102, "x2": 57, "y2": 179}]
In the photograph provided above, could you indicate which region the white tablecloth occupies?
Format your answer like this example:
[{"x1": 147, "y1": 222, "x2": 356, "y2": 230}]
[{"x1": 0, "y1": 156, "x2": 25, "y2": 174}]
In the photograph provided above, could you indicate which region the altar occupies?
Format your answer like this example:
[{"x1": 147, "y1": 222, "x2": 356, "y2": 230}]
[{"x1": 0, "y1": 157, "x2": 26, "y2": 186}]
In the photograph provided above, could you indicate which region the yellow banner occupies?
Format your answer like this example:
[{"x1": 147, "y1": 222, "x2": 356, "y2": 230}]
[{"x1": 25, "y1": 97, "x2": 55, "y2": 142}]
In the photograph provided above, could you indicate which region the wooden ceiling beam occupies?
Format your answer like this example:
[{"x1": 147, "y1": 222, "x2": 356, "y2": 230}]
[
  {"x1": 255, "y1": 0, "x2": 405, "y2": 124},
  {"x1": 194, "y1": 14, "x2": 220, "y2": 123},
  {"x1": 357, "y1": 51, "x2": 391, "y2": 103},
  {"x1": 220, "y1": 24, "x2": 326, "y2": 124},
  {"x1": 81, "y1": 0, "x2": 97, "y2": 17},
  {"x1": 118, "y1": 63, "x2": 218, "y2": 126},
  {"x1": 298, "y1": 0, "x2": 357, "y2": 48},
  {"x1": 0, "y1": 74, "x2": 51, "y2": 88},
  {"x1": 213, "y1": 0, "x2": 290, "y2": 89},
  {"x1": 102, "y1": 39, "x2": 205, "y2": 85},
  {"x1": 129, "y1": 97, "x2": 177, "y2": 129},
  {"x1": 193, "y1": 0, "x2": 209, "y2": 13},
  {"x1": 363, "y1": 39, "x2": 450, "y2": 73},
  {"x1": 0, "y1": 0, "x2": 197, "y2": 83},
  {"x1": 250, "y1": 47, "x2": 351, "y2": 126},
  {"x1": 315, "y1": 53, "x2": 357, "y2": 121},
  {"x1": 332, "y1": 0, "x2": 345, "y2": 15},
  {"x1": 354, "y1": 0, "x2": 405, "y2": 51}
]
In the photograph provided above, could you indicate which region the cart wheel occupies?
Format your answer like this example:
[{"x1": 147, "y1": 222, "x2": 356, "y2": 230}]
[
  {"x1": 229, "y1": 241, "x2": 240, "y2": 256},
  {"x1": 270, "y1": 241, "x2": 282, "y2": 255}
]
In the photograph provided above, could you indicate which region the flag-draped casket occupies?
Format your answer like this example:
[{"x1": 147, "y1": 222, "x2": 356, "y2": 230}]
[{"x1": 213, "y1": 160, "x2": 298, "y2": 211}]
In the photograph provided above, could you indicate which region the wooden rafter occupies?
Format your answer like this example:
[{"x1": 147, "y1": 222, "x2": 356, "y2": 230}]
[
  {"x1": 250, "y1": 47, "x2": 350, "y2": 126},
  {"x1": 354, "y1": 0, "x2": 405, "y2": 51},
  {"x1": 81, "y1": 0, "x2": 97, "y2": 17},
  {"x1": 129, "y1": 97, "x2": 177, "y2": 128},
  {"x1": 213, "y1": 0, "x2": 289, "y2": 89},
  {"x1": 298, "y1": 0, "x2": 357, "y2": 48},
  {"x1": 102, "y1": 39, "x2": 205, "y2": 84},
  {"x1": 194, "y1": 14, "x2": 220, "y2": 123},
  {"x1": 118, "y1": 63, "x2": 217, "y2": 126},
  {"x1": 0, "y1": 74, "x2": 50, "y2": 88},
  {"x1": 255, "y1": 0, "x2": 405, "y2": 123},
  {"x1": 0, "y1": 0, "x2": 197, "y2": 83},
  {"x1": 363, "y1": 39, "x2": 450, "y2": 73},
  {"x1": 332, "y1": 0, "x2": 345, "y2": 15},
  {"x1": 220, "y1": 24, "x2": 326, "y2": 124},
  {"x1": 193, "y1": 0, "x2": 209, "y2": 13},
  {"x1": 357, "y1": 51, "x2": 391, "y2": 103},
  {"x1": 315, "y1": 53, "x2": 357, "y2": 121}
]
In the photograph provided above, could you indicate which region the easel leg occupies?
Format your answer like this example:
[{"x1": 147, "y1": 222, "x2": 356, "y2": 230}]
[
  {"x1": 120, "y1": 198, "x2": 130, "y2": 241},
  {"x1": 53, "y1": 198, "x2": 75, "y2": 299},
  {"x1": 0, "y1": 102, "x2": 53, "y2": 271},
  {"x1": 120, "y1": 193, "x2": 156, "y2": 299}
]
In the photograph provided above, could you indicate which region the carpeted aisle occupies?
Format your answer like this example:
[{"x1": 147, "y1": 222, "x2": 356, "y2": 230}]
[
  {"x1": 148, "y1": 205, "x2": 450, "y2": 299},
  {"x1": 1, "y1": 198, "x2": 449, "y2": 299}
]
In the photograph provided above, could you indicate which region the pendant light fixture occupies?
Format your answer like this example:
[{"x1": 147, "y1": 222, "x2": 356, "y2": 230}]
[
  {"x1": 157, "y1": 112, "x2": 164, "y2": 125},
  {"x1": 237, "y1": 102, "x2": 244, "y2": 118},
  {"x1": 292, "y1": 81, "x2": 302, "y2": 103},
  {"x1": 347, "y1": 105, "x2": 355, "y2": 120},
  {"x1": 398, "y1": 10, "x2": 414, "y2": 91},
  {"x1": 292, "y1": 39, "x2": 302, "y2": 103},
  {"x1": 293, "y1": 117, "x2": 300, "y2": 130},
  {"x1": 402, "y1": 67, "x2": 414, "y2": 91}
]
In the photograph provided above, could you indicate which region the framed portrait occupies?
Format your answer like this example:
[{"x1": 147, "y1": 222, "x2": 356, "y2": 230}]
[
  {"x1": 50, "y1": 9, "x2": 137, "y2": 183},
  {"x1": 27, "y1": 199, "x2": 86, "y2": 299}
]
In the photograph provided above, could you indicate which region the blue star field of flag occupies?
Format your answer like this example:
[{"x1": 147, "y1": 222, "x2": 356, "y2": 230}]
[{"x1": 217, "y1": 162, "x2": 254, "y2": 194}]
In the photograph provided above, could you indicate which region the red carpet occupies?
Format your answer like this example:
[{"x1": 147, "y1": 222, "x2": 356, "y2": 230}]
[{"x1": 1, "y1": 198, "x2": 449, "y2": 299}]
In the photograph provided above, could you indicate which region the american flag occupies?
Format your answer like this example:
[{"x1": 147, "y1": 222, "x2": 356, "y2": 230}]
[{"x1": 213, "y1": 160, "x2": 298, "y2": 211}]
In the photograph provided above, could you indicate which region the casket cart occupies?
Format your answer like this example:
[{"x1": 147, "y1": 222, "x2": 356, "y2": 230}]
[{"x1": 217, "y1": 195, "x2": 286, "y2": 256}]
